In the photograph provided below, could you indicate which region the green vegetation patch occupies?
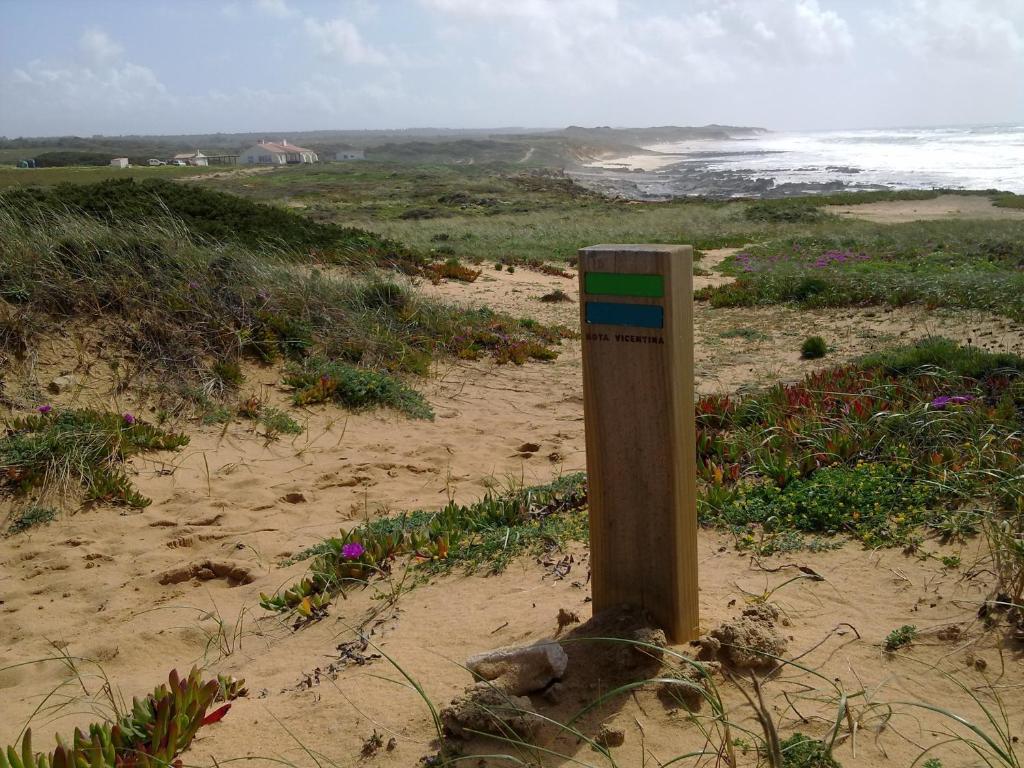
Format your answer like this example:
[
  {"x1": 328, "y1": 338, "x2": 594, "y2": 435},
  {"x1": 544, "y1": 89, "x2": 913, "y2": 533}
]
[
  {"x1": 0, "y1": 178, "x2": 416, "y2": 271},
  {"x1": 780, "y1": 733, "x2": 842, "y2": 768},
  {"x1": 700, "y1": 218, "x2": 1024, "y2": 320},
  {"x1": 6, "y1": 504, "x2": 57, "y2": 535},
  {"x1": 0, "y1": 409, "x2": 188, "y2": 510},
  {"x1": 0, "y1": 209, "x2": 570, "y2": 411},
  {"x1": 992, "y1": 192, "x2": 1024, "y2": 210},
  {"x1": 285, "y1": 359, "x2": 434, "y2": 420},
  {"x1": 884, "y1": 624, "x2": 918, "y2": 651},
  {"x1": 720, "y1": 464, "x2": 938, "y2": 548},
  {"x1": 203, "y1": 163, "x2": 778, "y2": 264},
  {"x1": 696, "y1": 338, "x2": 1024, "y2": 554},
  {"x1": 800, "y1": 335, "x2": 829, "y2": 359},
  {"x1": 262, "y1": 473, "x2": 587, "y2": 616}
]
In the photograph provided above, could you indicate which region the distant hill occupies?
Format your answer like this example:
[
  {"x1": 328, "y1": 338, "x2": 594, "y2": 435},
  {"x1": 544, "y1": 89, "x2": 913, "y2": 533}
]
[
  {"x1": 558, "y1": 125, "x2": 767, "y2": 144},
  {"x1": 0, "y1": 125, "x2": 767, "y2": 169}
]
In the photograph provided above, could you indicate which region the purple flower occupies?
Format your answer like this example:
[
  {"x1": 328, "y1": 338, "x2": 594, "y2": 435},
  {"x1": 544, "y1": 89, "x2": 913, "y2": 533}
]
[
  {"x1": 930, "y1": 394, "x2": 974, "y2": 409},
  {"x1": 122, "y1": 412, "x2": 136, "y2": 425},
  {"x1": 341, "y1": 542, "x2": 365, "y2": 560},
  {"x1": 37, "y1": 404, "x2": 53, "y2": 414},
  {"x1": 188, "y1": 281, "x2": 200, "y2": 290}
]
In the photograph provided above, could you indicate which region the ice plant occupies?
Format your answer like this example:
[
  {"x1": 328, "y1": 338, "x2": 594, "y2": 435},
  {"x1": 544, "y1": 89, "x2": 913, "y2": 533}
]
[{"x1": 341, "y1": 542, "x2": 365, "y2": 559}]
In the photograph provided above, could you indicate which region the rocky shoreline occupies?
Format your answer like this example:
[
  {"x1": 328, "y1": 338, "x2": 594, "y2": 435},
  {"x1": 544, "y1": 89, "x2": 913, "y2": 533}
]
[{"x1": 567, "y1": 155, "x2": 893, "y2": 200}]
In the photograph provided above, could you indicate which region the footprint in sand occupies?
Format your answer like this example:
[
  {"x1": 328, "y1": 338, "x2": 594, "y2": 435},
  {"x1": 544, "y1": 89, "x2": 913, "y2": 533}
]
[{"x1": 156, "y1": 560, "x2": 254, "y2": 586}]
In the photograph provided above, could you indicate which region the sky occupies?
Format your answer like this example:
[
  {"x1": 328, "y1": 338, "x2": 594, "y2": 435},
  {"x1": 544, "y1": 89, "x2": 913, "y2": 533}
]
[{"x1": 0, "y1": 0, "x2": 1022, "y2": 138}]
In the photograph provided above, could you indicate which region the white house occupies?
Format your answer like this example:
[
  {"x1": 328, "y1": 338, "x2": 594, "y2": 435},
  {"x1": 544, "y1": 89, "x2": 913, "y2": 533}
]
[
  {"x1": 110, "y1": 157, "x2": 129, "y2": 168},
  {"x1": 239, "y1": 139, "x2": 318, "y2": 165},
  {"x1": 335, "y1": 149, "x2": 365, "y2": 161},
  {"x1": 173, "y1": 151, "x2": 209, "y2": 167}
]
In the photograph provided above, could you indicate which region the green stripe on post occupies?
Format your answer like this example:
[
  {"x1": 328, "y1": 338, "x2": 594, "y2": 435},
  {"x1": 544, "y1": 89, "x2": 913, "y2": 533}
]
[{"x1": 584, "y1": 272, "x2": 664, "y2": 298}]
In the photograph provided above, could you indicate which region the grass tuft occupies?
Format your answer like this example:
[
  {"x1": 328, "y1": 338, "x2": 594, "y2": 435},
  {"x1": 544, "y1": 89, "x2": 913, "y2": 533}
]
[
  {"x1": 800, "y1": 335, "x2": 828, "y2": 359},
  {"x1": 6, "y1": 504, "x2": 57, "y2": 535},
  {"x1": 0, "y1": 409, "x2": 188, "y2": 510}
]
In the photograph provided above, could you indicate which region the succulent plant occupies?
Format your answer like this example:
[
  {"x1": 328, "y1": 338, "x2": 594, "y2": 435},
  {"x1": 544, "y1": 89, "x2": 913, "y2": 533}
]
[{"x1": 0, "y1": 669, "x2": 239, "y2": 768}]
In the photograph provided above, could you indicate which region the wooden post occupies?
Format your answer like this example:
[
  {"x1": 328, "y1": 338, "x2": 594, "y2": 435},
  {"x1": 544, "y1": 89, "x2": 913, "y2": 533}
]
[{"x1": 578, "y1": 244, "x2": 698, "y2": 642}]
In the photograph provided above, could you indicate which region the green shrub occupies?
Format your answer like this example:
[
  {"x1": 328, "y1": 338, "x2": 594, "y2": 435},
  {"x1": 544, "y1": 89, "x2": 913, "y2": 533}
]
[
  {"x1": 745, "y1": 200, "x2": 828, "y2": 223},
  {"x1": 800, "y1": 336, "x2": 828, "y2": 359},
  {"x1": 6, "y1": 504, "x2": 57, "y2": 534},
  {"x1": 0, "y1": 409, "x2": 188, "y2": 509},
  {"x1": 257, "y1": 407, "x2": 304, "y2": 438},
  {"x1": 285, "y1": 359, "x2": 434, "y2": 420},
  {"x1": 858, "y1": 336, "x2": 1024, "y2": 379},
  {"x1": 992, "y1": 192, "x2": 1024, "y2": 210},
  {"x1": 884, "y1": 624, "x2": 918, "y2": 651},
  {"x1": 702, "y1": 219, "x2": 1024, "y2": 320},
  {"x1": 211, "y1": 359, "x2": 244, "y2": 389},
  {"x1": 694, "y1": 339, "x2": 1023, "y2": 552},
  {"x1": 780, "y1": 733, "x2": 841, "y2": 767},
  {"x1": 715, "y1": 464, "x2": 937, "y2": 547},
  {"x1": 539, "y1": 289, "x2": 572, "y2": 303}
]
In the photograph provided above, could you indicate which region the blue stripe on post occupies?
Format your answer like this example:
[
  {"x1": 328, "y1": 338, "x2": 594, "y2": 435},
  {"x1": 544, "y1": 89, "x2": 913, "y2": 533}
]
[{"x1": 585, "y1": 301, "x2": 664, "y2": 329}]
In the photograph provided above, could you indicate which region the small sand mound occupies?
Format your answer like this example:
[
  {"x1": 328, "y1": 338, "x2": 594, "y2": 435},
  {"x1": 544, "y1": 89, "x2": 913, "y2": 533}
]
[
  {"x1": 441, "y1": 684, "x2": 538, "y2": 739},
  {"x1": 697, "y1": 603, "x2": 787, "y2": 669}
]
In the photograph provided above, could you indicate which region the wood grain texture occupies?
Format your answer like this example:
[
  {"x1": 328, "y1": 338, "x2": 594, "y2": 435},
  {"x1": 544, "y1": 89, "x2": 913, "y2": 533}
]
[{"x1": 578, "y1": 244, "x2": 698, "y2": 642}]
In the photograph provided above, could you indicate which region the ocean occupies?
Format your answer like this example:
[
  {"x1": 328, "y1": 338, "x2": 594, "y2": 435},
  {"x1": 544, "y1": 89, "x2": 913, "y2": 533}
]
[{"x1": 577, "y1": 124, "x2": 1024, "y2": 199}]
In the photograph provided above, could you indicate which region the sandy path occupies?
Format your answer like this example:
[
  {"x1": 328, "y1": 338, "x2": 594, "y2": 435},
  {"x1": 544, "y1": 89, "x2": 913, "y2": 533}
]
[
  {"x1": 826, "y1": 194, "x2": 1024, "y2": 223},
  {"x1": 3, "y1": 230, "x2": 1023, "y2": 767}
]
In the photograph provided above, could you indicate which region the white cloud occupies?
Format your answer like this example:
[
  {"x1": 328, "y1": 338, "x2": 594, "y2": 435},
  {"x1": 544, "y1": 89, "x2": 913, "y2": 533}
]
[
  {"x1": 419, "y1": 0, "x2": 617, "y2": 22},
  {"x1": 1, "y1": 29, "x2": 172, "y2": 135},
  {"x1": 79, "y1": 28, "x2": 124, "y2": 64},
  {"x1": 418, "y1": 0, "x2": 855, "y2": 101},
  {"x1": 255, "y1": 0, "x2": 295, "y2": 18},
  {"x1": 872, "y1": 0, "x2": 1024, "y2": 64},
  {"x1": 304, "y1": 16, "x2": 388, "y2": 65}
]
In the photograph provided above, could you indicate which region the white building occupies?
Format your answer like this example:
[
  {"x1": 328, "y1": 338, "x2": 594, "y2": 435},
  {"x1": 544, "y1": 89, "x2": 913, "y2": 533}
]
[
  {"x1": 173, "y1": 151, "x2": 209, "y2": 167},
  {"x1": 335, "y1": 149, "x2": 365, "y2": 161},
  {"x1": 110, "y1": 157, "x2": 129, "y2": 168},
  {"x1": 239, "y1": 139, "x2": 318, "y2": 165}
]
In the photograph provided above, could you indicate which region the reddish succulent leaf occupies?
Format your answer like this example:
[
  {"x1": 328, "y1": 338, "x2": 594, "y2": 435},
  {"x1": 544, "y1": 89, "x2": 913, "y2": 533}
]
[{"x1": 201, "y1": 704, "x2": 231, "y2": 725}]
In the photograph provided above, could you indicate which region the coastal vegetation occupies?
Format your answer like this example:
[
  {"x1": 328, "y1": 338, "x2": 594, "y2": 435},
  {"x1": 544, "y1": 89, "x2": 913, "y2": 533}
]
[
  {"x1": 700, "y1": 218, "x2": 1024, "y2": 320},
  {"x1": 265, "y1": 339, "x2": 1023, "y2": 633},
  {"x1": 0, "y1": 193, "x2": 570, "y2": 414},
  {"x1": 0, "y1": 408, "x2": 189, "y2": 512}
]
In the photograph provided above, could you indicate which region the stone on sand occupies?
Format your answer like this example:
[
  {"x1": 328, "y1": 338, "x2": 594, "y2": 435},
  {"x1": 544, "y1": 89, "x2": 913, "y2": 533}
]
[
  {"x1": 466, "y1": 640, "x2": 568, "y2": 695},
  {"x1": 47, "y1": 374, "x2": 77, "y2": 394}
]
